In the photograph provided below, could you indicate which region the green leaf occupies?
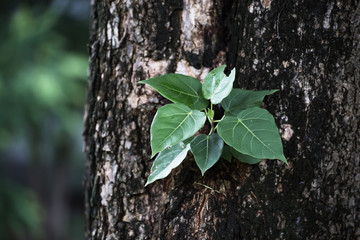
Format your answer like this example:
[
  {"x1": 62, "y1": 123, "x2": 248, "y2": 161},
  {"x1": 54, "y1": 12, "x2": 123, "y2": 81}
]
[
  {"x1": 230, "y1": 147, "x2": 262, "y2": 164},
  {"x1": 208, "y1": 109, "x2": 215, "y2": 119},
  {"x1": 221, "y1": 145, "x2": 262, "y2": 164},
  {"x1": 139, "y1": 74, "x2": 208, "y2": 110},
  {"x1": 190, "y1": 133, "x2": 224, "y2": 175},
  {"x1": 217, "y1": 107, "x2": 287, "y2": 163},
  {"x1": 221, "y1": 144, "x2": 232, "y2": 162},
  {"x1": 151, "y1": 103, "x2": 206, "y2": 157},
  {"x1": 221, "y1": 89, "x2": 278, "y2": 115},
  {"x1": 145, "y1": 142, "x2": 190, "y2": 186},
  {"x1": 182, "y1": 136, "x2": 194, "y2": 145},
  {"x1": 202, "y1": 65, "x2": 236, "y2": 104}
]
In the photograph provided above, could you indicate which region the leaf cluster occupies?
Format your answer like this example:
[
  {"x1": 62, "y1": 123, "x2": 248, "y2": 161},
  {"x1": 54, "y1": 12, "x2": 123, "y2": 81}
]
[{"x1": 140, "y1": 65, "x2": 286, "y2": 186}]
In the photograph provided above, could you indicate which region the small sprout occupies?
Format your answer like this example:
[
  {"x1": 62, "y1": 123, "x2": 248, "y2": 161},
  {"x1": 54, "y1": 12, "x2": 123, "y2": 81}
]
[{"x1": 140, "y1": 65, "x2": 286, "y2": 185}]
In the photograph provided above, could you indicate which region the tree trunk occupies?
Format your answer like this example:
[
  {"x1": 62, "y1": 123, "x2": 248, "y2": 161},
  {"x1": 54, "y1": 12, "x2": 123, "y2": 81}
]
[{"x1": 84, "y1": 0, "x2": 360, "y2": 239}]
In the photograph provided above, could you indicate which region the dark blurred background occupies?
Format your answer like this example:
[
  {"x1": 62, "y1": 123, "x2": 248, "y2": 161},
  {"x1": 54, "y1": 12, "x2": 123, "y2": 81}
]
[{"x1": 0, "y1": 0, "x2": 89, "y2": 239}]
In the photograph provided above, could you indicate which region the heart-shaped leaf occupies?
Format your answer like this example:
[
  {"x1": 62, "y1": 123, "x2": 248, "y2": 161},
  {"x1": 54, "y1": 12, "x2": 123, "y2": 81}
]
[
  {"x1": 140, "y1": 74, "x2": 208, "y2": 110},
  {"x1": 202, "y1": 65, "x2": 236, "y2": 104},
  {"x1": 151, "y1": 103, "x2": 206, "y2": 157},
  {"x1": 221, "y1": 89, "x2": 278, "y2": 115},
  {"x1": 145, "y1": 142, "x2": 190, "y2": 186},
  {"x1": 190, "y1": 133, "x2": 224, "y2": 175},
  {"x1": 217, "y1": 107, "x2": 287, "y2": 163}
]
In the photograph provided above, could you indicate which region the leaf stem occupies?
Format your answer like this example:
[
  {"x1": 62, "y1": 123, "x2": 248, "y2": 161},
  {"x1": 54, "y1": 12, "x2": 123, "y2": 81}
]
[
  {"x1": 204, "y1": 108, "x2": 212, "y2": 128},
  {"x1": 208, "y1": 104, "x2": 215, "y2": 135},
  {"x1": 209, "y1": 127, "x2": 213, "y2": 135},
  {"x1": 209, "y1": 119, "x2": 214, "y2": 135},
  {"x1": 208, "y1": 108, "x2": 224, "y2": 135},
  {"x1": 213, "y1": 115, "x2": 225, "y2": 123}
]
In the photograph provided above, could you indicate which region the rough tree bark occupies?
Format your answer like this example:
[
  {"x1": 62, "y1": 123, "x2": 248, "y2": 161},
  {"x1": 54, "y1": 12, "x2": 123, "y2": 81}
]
[{"x1": 84, "y1": 0, "x2": 359, "y2": 239}]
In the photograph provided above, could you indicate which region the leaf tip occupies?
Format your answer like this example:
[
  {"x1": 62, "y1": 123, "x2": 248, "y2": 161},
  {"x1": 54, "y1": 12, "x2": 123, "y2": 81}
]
[
  {"x1": 218, "y1": 64, "x2": 227, "y2": 70},
  {"x1": 145, "y1": 177, "x2": 155, "y2": 187},
  {"x1": 280, "y1": 155, "x2": 288, "y2": 165}
]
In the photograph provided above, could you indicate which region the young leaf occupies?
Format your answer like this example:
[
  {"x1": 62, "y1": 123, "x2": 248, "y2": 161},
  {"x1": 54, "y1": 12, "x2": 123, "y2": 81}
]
[
  {"x1": 217, "y1": 107, "x2": 287, "y2": 163},
  {"x1": 208, "y1": 109, "x2": 215, "y2": 119},
  {"x1": 230, "y1": 147, "x2": 262, "y2": 164},
  {"x1": 190, "y1": 133, "x2": 224, "y2": 175},
  {"x1": 221, "y1": 89, "x2": 278, "y2": 115},
  {"x1": 151, "y1": 103, "x2": 206, "y2": 157},
  {"x1": 202, "y1": 65, "x2": 236, "y2": 104},
  {"x1": 145, "y1": 142, "x2": 190, "y2": 186},
  {"x1": 139, "y1": 74, "x2": 208, "y2": 110},
  {"x1": 221, "y1": 144, "x2": 232, "y2": 162}
]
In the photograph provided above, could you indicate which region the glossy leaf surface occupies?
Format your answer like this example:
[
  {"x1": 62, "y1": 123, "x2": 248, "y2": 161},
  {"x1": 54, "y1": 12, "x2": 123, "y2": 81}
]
[
  {"x1": 145, "y1": 142, "x2": 190, "y2": 186},
  {"x1": 217, "y1": 107, "x2": 287, "y2": 163},
  {"x1": 151, "y1": 103, "x2": 206, "y2": 157},
  {"x1": 202, "y1": 65, "x2": 236, "y2": 104},
  {"x1": 221, "y1": 89, "x2": 278, "y2": 115},
  {"x1": 140, "y1": 74, "x2": 208, "y2": 110},
  {"x1": 190, "y1": 133, "x2": 224, "y2": 175}
]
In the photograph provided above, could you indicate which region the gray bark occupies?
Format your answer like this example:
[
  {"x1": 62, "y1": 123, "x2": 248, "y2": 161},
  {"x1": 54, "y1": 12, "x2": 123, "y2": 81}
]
[{"x1": 84, "y1": 0, "x2": 360, "y2": 239}]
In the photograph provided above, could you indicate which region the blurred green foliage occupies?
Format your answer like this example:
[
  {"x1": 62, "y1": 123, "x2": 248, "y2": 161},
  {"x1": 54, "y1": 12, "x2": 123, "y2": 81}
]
[
  {"x1": 0, "y1": 3, "x2": 88, "y2": 240},
  {"x1": 0, "y1": 7, "x2": 87, "y2": 148},
  {"x1": 0, "y1": 177, "x2": 44, "y2": 239}
]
